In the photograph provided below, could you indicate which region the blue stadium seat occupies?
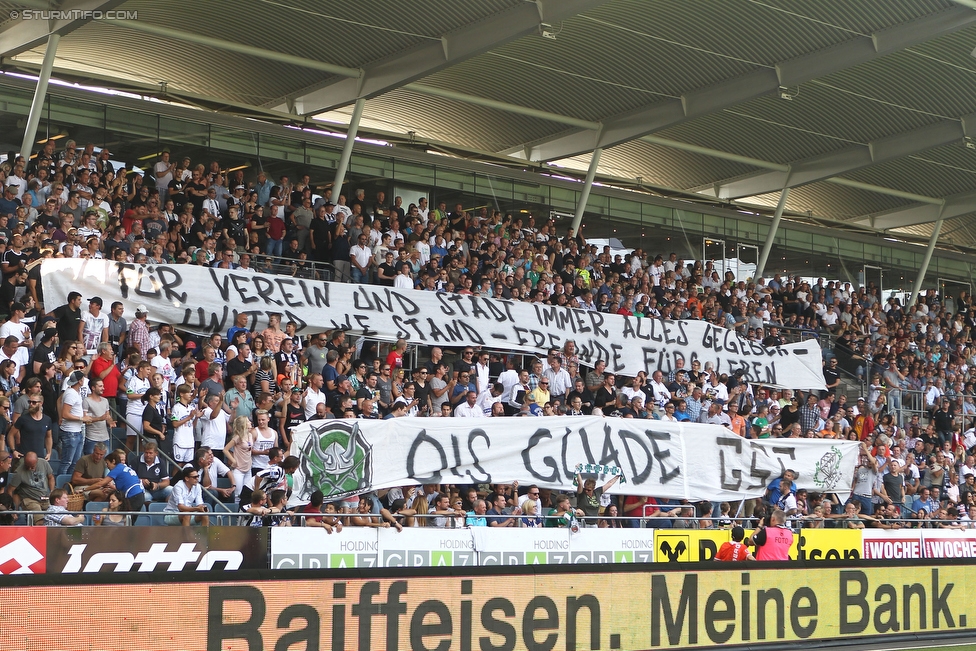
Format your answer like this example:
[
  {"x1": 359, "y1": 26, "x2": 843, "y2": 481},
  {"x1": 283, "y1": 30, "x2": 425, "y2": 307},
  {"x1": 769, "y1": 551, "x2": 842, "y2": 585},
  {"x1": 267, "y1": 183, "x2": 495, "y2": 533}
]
[
  {"x1": 110, "y1": 428, "x2": 127, "y2": 451},
  {"x1": 84, "y1": 501, "x2": 109, "y2": 526},
  {"x1": 146, "y1": 501, "x2": 168, "y2": 526},
  {"x1": 48, "y1": 449, "x2": 59, "y2": 464},
  {"x1": 55, "y1": 473, "x2": 73, "y2": 489}
]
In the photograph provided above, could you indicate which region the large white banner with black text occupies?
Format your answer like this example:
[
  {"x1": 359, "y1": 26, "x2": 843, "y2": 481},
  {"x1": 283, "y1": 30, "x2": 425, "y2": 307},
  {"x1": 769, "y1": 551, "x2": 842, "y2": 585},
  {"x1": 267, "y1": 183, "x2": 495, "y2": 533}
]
[
  {"x1": 41, "y1": 259, "x2": 825, "y2": 388},
  {"x1": 287, "y1": 416, "x2": 857, "y2": 503}
]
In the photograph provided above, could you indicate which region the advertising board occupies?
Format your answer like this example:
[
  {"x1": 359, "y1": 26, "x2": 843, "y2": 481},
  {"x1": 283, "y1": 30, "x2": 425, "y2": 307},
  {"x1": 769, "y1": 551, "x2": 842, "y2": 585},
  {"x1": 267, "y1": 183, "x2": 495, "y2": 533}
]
[
  {"x1": 271, "y1": 527, "x2": 660, "y2": 567},
  {"x1": 651, "y1": 528, "x2": 863, "y2": 563},
  {"x1": 2, "y1": 564, "x2": 974, "y2": 650},
  {"x1": 0, "y1": 527, "x2": 268, "y2": 574},
  {"x1": 863, "y1": 529, "x2": 976, "y2": 560}
]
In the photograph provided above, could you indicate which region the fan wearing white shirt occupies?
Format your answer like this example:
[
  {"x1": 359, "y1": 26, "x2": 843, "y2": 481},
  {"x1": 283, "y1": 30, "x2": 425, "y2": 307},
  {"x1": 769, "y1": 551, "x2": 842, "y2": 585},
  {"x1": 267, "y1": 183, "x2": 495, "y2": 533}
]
[{"x1": 647, "y1": 370, "x2": 672, "y2": 410}]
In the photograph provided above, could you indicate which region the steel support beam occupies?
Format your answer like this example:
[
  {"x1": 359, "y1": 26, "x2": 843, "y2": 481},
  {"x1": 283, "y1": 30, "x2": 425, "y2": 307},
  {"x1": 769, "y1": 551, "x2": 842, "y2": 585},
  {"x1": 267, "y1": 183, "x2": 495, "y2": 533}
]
[
  {"x1": 640, "y1": 135, "x2": 787, "y2": 172},
  {"x1": 332, "y1": 98, "x2": 365, "y2": 198},
  {"x1": 272, "y1": 0, "x2": 612, "y2": 115},
  {"x1": 704, "y1": 116, "x2": 976, "y2": 200},
  {"x1": 823, "y1": 178, "x2": 943, "y2": 206},
  {"x1": 443, "y1": 84, "x2": 947, "y2": 210},
  {"x1": 570, "y1": 148, "x2": 602, "y2": 236},
  {"x1": 855, "y1": 188, "x2": 976, "y2": 230},
  {"x1": 19, "y1": 33, "x2": 58, "y2": 158},
  {"x1": 106, "y1": 22, "x2": 361, "y2": 78},
  {"x1": 516, "y1": 6, "x2": 976, "y2": 162},
  {"x1": 405, "y1": 83, "x2": 600, "y2": 130},
  {"x1": 911, "y1": 217, "x2": 944, "y2": 304},
  {"x1": 755, "y1": 188, "x2": 789, "y2": 280},
  {"x1": 0, "y1": 0, "x2": 125, "y2": 57}
]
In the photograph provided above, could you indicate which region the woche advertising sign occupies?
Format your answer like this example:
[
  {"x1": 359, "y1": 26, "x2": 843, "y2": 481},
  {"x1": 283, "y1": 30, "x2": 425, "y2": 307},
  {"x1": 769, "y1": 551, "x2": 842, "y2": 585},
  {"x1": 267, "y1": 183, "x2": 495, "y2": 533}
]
[
  {"x1": 863, "y1": 530, "x2": 976, "y2": 560},
  {"x1": 288, "y1": 417, "x2": 858, "y2": 503},
  {"x1": 40, "y1": 258, "x2": 826, "y2": 388}
]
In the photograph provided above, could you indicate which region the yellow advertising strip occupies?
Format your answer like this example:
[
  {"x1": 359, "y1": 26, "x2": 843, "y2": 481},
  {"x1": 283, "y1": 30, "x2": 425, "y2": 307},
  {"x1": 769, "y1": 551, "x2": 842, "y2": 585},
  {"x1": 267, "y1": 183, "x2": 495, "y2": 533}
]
[
  {"x1": 3, "y1": 564, "x2": 975, "y2": 650},
  {"x1": 654, "y1": 529, "x2": 862, "y2": 562}
]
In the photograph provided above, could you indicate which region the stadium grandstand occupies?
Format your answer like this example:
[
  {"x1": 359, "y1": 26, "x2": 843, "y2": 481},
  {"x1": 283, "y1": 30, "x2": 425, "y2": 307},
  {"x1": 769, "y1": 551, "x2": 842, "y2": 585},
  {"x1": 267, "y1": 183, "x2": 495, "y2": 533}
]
[{"x1": 2, "y1": 0, "x2": 976, "y2": 537}]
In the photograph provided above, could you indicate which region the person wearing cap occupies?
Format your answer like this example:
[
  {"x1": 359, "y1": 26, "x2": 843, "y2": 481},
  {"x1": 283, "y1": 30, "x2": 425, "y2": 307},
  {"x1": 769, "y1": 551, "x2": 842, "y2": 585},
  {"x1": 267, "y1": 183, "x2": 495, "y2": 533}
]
[
  {"x1": 128, "y1": 304, "x2": 150, "y2": 360},
  {"x1": 82, "y1": 296, "x2": 109, "y2": 356}
]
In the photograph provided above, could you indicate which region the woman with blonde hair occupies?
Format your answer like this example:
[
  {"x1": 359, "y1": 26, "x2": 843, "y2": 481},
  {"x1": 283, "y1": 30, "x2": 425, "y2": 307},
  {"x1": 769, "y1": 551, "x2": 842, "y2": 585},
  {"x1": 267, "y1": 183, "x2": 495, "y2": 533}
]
[
  {"x1": 411, "y1": 493, "x2": 430, "y2": 527},
  {"x1": 522, "y1": 499, "x2": 544, "y2": 528},
  {"x1": 223, "y1": 416, "x2": 253, "y2": 502}
]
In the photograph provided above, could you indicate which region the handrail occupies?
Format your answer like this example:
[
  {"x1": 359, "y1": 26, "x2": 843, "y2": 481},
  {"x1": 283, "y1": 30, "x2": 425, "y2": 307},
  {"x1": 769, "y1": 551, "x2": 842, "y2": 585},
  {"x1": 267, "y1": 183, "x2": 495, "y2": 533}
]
[
  {"x1": 222, "y1": 252, "x2": 355, "y2": 283},
  {"x1": 105, "y1": 403, "x2": 233, "y2": 512},
  {"x1": 4, "y1": 509, "x2": 958, "y2": 528}
]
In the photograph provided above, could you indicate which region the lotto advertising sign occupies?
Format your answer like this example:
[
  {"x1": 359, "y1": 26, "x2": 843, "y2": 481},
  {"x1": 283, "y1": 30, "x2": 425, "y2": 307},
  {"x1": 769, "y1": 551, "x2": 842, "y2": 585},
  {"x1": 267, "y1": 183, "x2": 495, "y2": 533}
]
[
  {"x1": 3, "y1": 564, "x2": 976, "y2": 650},
  {"x1": 0, "y1": 527, "x2": 46, "y2": 574},
  {"x1": 44, "y1": 527, "x2": 269, "y2": 574}
]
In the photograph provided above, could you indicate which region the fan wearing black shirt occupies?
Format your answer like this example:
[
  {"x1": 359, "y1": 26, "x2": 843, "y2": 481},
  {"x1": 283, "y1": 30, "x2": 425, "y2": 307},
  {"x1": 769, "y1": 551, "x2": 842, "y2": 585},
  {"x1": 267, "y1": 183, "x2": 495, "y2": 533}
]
[
  {"x1": 225, "y1": 344, "x2": 254, "y2": 389},
  {"x1": 52, "y1": 291, "x2": 83, "y2": 344},
  {"x1": 376, "y1": 252, "x2": 397, "y2": 286},
  {"x1": 594, "y1": 374, "x2": 617, "y2": 410},
  {"x1": 567, "y1": 378, "x2": 594, "y2": 415},
  {"x1": 1, "y1": 235, "x2": 29, "y2": 283}
]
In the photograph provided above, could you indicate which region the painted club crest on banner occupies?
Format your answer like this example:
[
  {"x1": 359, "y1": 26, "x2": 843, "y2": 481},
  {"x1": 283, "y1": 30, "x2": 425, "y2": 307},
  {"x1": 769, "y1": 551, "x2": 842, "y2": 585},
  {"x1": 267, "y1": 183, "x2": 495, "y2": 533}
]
[
  {"x1": 299, "y1": 420, "x2": 372, "y2": 500},
  {"x1": 813, "y1": 445, "x2": 843, "y2": 491}
]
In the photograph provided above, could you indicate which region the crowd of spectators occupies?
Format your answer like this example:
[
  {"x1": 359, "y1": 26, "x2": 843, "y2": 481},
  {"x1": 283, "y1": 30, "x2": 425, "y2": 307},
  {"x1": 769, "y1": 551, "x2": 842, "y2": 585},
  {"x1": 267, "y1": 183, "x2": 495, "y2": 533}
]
[{"x1": 1, "y1": 139, "x2": 976, "y2": 532}]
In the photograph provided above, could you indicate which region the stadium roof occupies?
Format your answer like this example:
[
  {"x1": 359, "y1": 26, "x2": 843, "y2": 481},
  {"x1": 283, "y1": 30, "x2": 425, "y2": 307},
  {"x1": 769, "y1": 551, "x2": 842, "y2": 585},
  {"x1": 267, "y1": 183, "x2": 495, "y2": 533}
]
[{"x1": 3, "y1": 0, "x2": 976, "y2": 246}]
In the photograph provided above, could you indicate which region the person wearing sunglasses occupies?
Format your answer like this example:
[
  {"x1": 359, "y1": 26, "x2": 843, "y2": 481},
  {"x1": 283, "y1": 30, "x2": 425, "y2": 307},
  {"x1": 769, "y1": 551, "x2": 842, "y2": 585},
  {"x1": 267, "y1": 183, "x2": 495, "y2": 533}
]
[{"x1": 162, "y1": 468, "x2": 209, "y2": 527}]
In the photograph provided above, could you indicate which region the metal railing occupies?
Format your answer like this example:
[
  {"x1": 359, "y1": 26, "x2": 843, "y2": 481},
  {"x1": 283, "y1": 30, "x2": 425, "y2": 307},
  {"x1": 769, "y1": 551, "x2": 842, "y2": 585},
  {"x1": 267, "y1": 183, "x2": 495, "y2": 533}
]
[
  {"x1": 101, "y1": 403, "x2": 236, "y2": 514},
  {"x1": 232, "y1": 252, "x2": 350, "y2": 282},
  {"x1": 3, "y1": 510, "x2": 965, "y2": 530}
]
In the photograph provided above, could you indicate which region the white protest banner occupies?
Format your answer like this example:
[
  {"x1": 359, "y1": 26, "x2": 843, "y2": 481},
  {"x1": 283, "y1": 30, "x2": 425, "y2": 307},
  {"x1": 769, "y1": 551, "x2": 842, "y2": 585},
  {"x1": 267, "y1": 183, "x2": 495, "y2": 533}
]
[
  {"x1": 41, "y1": 259, "x2": 825, "y2": 388},
  {"x1": 288, "y1": 416, "x2": 858, "y2": 503}
]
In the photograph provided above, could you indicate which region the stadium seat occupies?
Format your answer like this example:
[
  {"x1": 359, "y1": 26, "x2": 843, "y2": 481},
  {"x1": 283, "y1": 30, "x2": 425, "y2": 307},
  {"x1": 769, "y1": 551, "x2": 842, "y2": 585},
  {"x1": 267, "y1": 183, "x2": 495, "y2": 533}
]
[
  {"x1": 55, "y1": 474, "x2": 73, "y2": 489},
  {"x1": 146, "y1": 501, "x2": 168, "y2": 526},
  {"x1": 48, "y1": 449, "x2": 59, "y2": 465},
  {"x1": 84, "y1": 501, "x2": 109, "y2": 526},
  {"x1": 110, "y1": 428, "x2": 127, "y2": 451}
]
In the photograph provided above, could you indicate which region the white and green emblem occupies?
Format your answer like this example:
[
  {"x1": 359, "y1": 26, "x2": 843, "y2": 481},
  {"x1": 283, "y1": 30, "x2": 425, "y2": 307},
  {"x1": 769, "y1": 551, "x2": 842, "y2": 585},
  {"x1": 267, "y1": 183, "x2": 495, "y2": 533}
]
[{"x1": 299, "y1": 420, "x2": 372, "y2": 500}]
